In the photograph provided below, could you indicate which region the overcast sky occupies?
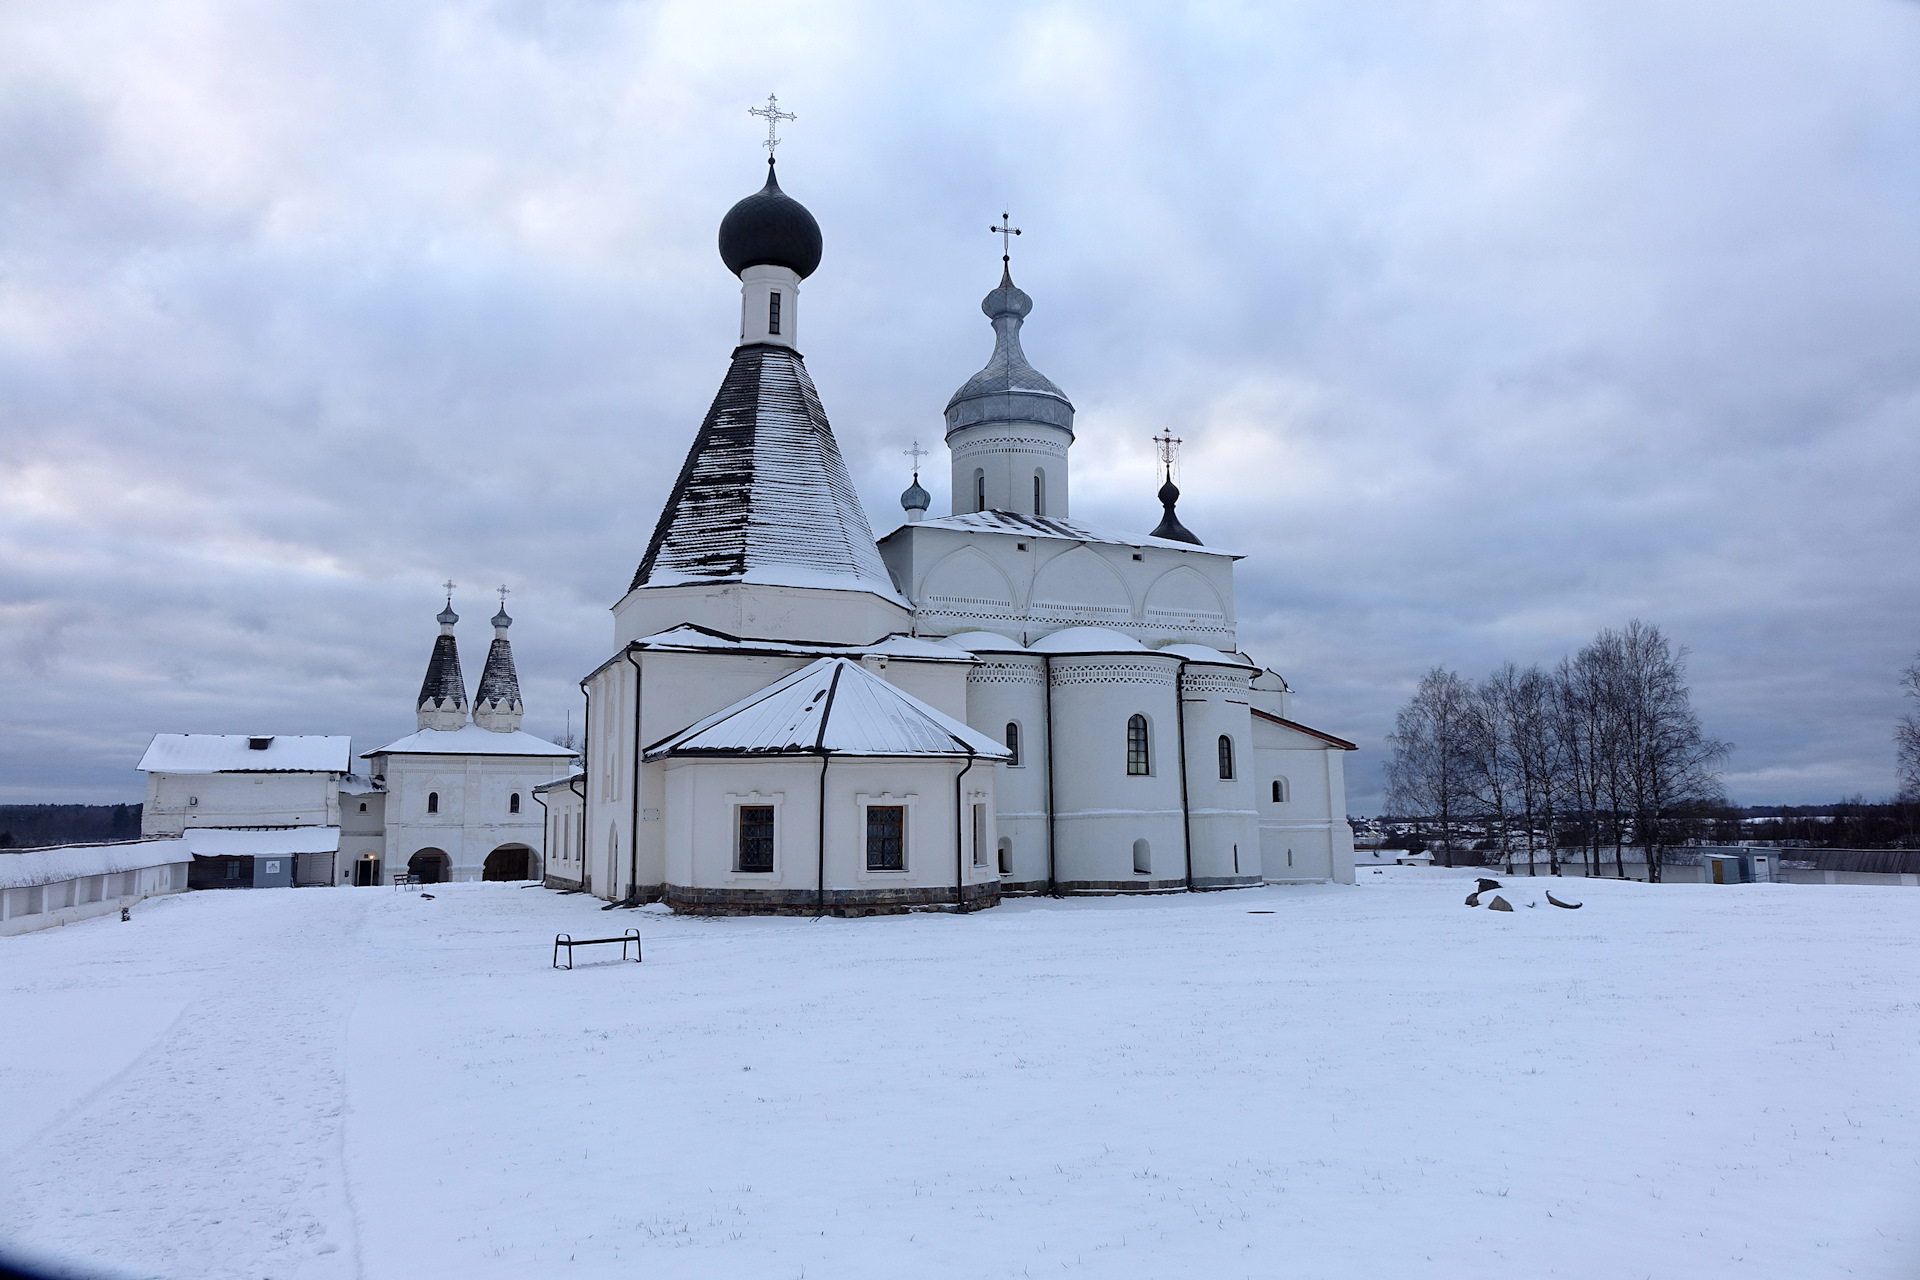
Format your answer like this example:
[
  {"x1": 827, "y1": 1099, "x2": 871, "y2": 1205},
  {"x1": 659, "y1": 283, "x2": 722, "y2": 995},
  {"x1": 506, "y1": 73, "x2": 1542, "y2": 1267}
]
[{"x1": 3, "y1": 0, "x2": 1917, "y2": 812}]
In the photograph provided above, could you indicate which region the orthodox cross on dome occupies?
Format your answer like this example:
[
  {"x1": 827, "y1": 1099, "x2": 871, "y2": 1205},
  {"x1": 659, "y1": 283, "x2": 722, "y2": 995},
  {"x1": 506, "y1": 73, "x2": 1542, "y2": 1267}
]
[
  {"x1": 903, "y1": 440, "x2": 929, "y2": 480},
  {"x1": 749, "y1": 93, "x2": 796, "y2": 157},
  {"x1": 496, "y1": 584, "x2": 510, "y2": 607},
  {"x1": 442, "y1": 578, "x2": 457, "y2": 601},
  {"x1": 990, "y1": 212, "x2": 1021, "y2": 265},
  {"x1": 1153, "y1": 429, "x2": 1183, "y2": 480}
]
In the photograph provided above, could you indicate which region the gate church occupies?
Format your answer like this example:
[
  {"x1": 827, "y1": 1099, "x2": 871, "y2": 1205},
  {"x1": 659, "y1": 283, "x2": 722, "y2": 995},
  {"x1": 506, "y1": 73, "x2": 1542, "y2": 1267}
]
[{"x1": 546, "y1": 147, "x2": 1356, "y2": 914}]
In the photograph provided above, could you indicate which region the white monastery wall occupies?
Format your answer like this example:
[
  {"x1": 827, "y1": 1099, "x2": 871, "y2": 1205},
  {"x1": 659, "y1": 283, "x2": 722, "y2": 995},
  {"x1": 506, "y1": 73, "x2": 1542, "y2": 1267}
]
[
  {"x1": 613, "y1": 582, "x2": 910, "y2": 649},
  {"x1": 1045, "y1": 654, "x2": 1188, "y2": 891},
  {"x1": 879, "y1": 526, "x2": 1236, "y2": 649},
  {"x1": 660, "y1": 755, "x2": 997, "y2": 913},
  {"x1": 1178, "y1": 665, "x2": 1263, "y2": 887},
  {"x1": 1252, "y1": 720, "x2": 1355, "y2": 884},
  {"x1": 1, "y1": 847, "x2": 190, "y2": 936},
  {"x1": 378, "y1": 754, "x2": 567, "y2": 883},
  {"x1": 962, "y1": 655, "x2": 1050, "y2": 890},
  {"x1": 141, "y1": 771, "x2": 337, "y2": 837}
]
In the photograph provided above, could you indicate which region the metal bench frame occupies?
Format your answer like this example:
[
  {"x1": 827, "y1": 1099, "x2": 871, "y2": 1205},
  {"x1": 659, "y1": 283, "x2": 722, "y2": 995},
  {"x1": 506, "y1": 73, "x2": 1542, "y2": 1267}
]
[{"x1": 553, "y1": 929, "x2": 642, "y2": 969}]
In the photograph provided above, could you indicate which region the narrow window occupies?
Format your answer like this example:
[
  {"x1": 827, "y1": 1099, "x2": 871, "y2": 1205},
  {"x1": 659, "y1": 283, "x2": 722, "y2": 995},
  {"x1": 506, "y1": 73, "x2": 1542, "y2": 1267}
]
[
  {"x1": 997, "y1": 837, "x2": 1012, "y2": 875},
  {"x1": 509, "y1": 793, "x2": 521, "y2": 814},
  {"x1": 1005, "y1": 721, "x2": 1021, "y2": 766},
  {"x1": 974, "y1": 469, "x2": 986, "y2": 513},
  {"x1": 1132, "y1": 839, "x2": 1151, "y2": 874},
  {"x1": 358, "y1": 802, "x2": 367, "y2": 812},
  {"x1": 866, "y1": 805, "x2": 905, "y2": 871},
  {"x1": 972, "y1": 804, "x2": 987, "y2": 867},
  {"x1": 768, "y1": 291, "x2": 781, "y2": 335},
  {"x1": 738, "y1": 806, "x2": 775, "y2": 872},
  {"x1": 1217, "y1": 735, "x2": 1234, "y2": 780},
  {"x1": 225, "y1": 860, "x2": 240, "y2": 881},
  {"x1": 1126, "y1": 715, "x2": 1150, "y2": 775},
  {"x1": 427, "y1": 791, "x2": 439, "y2": 814},
  {"x1": 1033, "y1": 470, "x2": 1045, "y2": 515},
  {"x1": 1272, "y1": 777, "x2": 1289, "y2": 803}
]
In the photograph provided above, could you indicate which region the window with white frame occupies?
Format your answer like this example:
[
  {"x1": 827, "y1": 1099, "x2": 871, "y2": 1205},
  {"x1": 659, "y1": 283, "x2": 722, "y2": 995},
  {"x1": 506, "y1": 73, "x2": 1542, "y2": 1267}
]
[
  {"x1": 866, "y1": 805, "x2": 905, "y2": 871},
  {"x1": 737, "y1": 805, "x2": 775, "y2": 873},
  {"x1": 1217, "y1": 735, "x2": 1234, "y2": 780},
  {"x1": 1127, "y1": 715, "x2": 1150, "y2": 775}
]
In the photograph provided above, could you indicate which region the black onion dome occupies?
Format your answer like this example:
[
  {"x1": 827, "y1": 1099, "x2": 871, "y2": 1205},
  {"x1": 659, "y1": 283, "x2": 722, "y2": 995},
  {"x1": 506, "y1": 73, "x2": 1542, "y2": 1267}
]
[
  {"x1": 1151, "y1": 479, "x2": 1202, "y2": 545},
  {"x1": 718, "y1": 159, "x2": 823, "y2": 279}
]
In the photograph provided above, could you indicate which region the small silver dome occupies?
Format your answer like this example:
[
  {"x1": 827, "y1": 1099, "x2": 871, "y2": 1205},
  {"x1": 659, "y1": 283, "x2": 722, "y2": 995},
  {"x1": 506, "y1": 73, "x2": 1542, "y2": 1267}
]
[{"x1": 900, "y1": 477, "x2": 931, "y2": 511}]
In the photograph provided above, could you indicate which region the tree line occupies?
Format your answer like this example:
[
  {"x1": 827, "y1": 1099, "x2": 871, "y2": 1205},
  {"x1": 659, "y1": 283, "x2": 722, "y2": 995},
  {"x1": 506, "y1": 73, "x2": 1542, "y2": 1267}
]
[{"x1": 1383, "y1": 620, "x2": 1728, "y2": 882}]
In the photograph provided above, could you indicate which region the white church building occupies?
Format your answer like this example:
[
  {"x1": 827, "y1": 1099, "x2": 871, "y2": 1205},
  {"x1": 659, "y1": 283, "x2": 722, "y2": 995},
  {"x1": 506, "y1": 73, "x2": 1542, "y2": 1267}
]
[{"x1": 542, "y1": 153, "x2": 1355, "y2": 915}]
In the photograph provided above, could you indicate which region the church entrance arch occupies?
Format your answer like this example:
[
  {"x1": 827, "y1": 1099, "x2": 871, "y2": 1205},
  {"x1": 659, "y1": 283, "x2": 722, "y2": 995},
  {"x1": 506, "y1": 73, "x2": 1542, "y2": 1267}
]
[
  {"x1": 408, "y1": 848, "x2": 449, "y2": 884},
  {"x1": 483, "y1": 844, "x2": 532, "y2": 881},
  {"x1": 353, "y1": 855, "x2": 381, "y2": 887}
]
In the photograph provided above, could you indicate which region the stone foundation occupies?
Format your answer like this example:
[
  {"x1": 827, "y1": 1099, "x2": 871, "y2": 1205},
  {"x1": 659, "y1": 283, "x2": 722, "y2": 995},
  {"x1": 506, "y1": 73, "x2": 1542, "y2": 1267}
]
[
  {"x1": 996, "y1": 878, "x2": 1052, "y2": 897},
  {"x1": 1056, "y1": 877, "x2": 1190, "y2": 895},
  {"x1": 1191, "y1": 874, "x2": 1265, "y2": 891},
  {"x1": 665, "y1": 881, "x2": 1001, "y2": 917}
]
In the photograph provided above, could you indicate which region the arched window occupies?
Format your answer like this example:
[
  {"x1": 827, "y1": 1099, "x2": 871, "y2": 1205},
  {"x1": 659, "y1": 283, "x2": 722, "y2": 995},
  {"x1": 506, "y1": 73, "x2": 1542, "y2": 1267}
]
[
  {"x1": 1126, "y1": 715, "x2": 1150, "y2": 775},
  {"x1": 997, "y1": 837, "x2": 1012, "y2": 875},
  {"x1": 1132, "y1": 838, "x2": 1151, "y2": 874},
  {"x1": 1217, "y1": 735, "x2": 1234, "y2": 780},
  {"x1": 974, "y1": 469, "x2": 986, "y2": 513},
  {"x1": 509, "y1": 793, "x2": 521, "y2": 814},
  {"x1": 1033, "y1": 470, "x2": 1046, "y2": 516},
  {"x1": 1272, "y1": 777, "x2": 1289, "y2": 803},
  {"x1": 358, "y1": 802, "x2": 366, "y2": 812},
  {"x1": 1005, "y1": 721, "x2": 1021, "y2": 767},
  {"x1": 427, "y1": 791, "x2": 439, "y2": 814}
]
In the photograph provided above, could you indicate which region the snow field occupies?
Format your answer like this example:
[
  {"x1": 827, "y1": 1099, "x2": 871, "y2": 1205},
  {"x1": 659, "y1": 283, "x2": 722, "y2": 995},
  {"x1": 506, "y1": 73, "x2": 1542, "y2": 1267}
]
[{"x1": 1, "y1": 870, "x2": 1915, "y2": 1279}]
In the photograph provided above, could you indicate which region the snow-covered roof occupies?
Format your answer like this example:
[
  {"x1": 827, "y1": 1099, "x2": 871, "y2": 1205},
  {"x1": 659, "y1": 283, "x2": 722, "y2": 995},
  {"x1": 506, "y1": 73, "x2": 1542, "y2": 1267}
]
[
  {"x1": 1159, "y1": 643, "x2": 1255, "y2": 666},
  {"x1": 647, "y1": 657, "x2": 1009, "y2": 760},
  {"x1": 1250, "y1": 708, "x2": 1359, "y2": 750},
  {"x1": 337, "y1": 772, "x2": 385, "y2": 796},
  {"x1": 629, "y1": 345, "x2": 908, "y2": 606},
  {"x1": 0, "y1": 840, "x2": 192, "y2": 890},
  {"x1": 626, "y1": 624, "x2": 975, "y2": 664},
  {"x1": 1030, "y1": 627, "x2": 1153, "y2": 654},
  {"x1": 890, "y1": 510, "x2": 1241, "y2": 559},
  {"x1": 531, "y1": 772, "x2": 586, "y2": 795},
  {"x1": 138, "y1": 734, "x2": 353, "y2": 775},
  {"x1": 941, "y1": 630, "x2": 1029, "y2": 653},
  {"x1": 182, "y1": 827, "x2": 341, "y2": 856},
  {"x1": 365, "y1": 725, "x2": 577, "y2": 759}
]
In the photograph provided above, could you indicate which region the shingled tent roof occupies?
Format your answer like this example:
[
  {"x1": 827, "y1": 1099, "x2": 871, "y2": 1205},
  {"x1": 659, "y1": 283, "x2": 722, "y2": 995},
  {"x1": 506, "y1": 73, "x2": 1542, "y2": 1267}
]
[
  {"x1": 630, "y1": 344, "x2": 905, "y2": 605},
  {"x1": 416, "y1": 633, "x2": 467, "y2": 713}
]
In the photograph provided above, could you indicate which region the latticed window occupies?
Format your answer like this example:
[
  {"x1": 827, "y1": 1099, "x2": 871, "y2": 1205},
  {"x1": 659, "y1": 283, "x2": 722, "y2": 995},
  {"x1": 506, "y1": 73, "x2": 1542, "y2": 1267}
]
[
  {"x1": 1005, "y1": 721, "x2": 1021, "y2": 766},
  {"x1": 768, "y1": 291, "x2": 781, "y2": 335},
  {"x1": 866, "y1": 805, "x2": 905, "y2": 871},
  {"x1": 1127, "y1": 715, "x2": 1150, "y2": 775},
  {"x1": 737, "y1": 806, "x2": 774, "y2": 872},
  {"x1": 1217, "y1": 735, "x2": 1234, "y2": 780}
]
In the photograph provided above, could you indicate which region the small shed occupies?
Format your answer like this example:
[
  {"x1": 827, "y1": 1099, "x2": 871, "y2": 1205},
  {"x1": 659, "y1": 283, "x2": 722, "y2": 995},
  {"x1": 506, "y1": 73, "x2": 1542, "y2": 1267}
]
[
  {"x1": 182, "y1": 827, "x2": 341, "y2": 889},
  {"x1": 1701, "y1": 849, "x2": 1775, "y2": 885}
]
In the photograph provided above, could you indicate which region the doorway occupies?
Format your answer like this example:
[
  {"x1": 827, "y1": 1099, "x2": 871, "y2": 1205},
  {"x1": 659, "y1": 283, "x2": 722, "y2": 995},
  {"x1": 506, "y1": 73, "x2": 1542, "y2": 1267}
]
[
  {"x1": 483, "y1": 845, "x2": 531, "y2": 881},
  {"x1": 354, "y1": 856, "x2": 380, "y2": 887},
  {"x1": 408, "y1": 849, "x2": 449, "y2": 884}
]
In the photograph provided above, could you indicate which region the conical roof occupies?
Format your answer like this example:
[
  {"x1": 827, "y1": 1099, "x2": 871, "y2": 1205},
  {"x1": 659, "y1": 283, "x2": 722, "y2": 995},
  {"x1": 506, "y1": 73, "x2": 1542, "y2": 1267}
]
[
  {"x1": 630, "y1": 345, "x2": 905, "y2": 604},
  {"x1": 646, "y1": 657, "x2": 1009, "y2": 759},
  {"x1": 417, "y1": 634, "x2": 466, "y2": 710}
]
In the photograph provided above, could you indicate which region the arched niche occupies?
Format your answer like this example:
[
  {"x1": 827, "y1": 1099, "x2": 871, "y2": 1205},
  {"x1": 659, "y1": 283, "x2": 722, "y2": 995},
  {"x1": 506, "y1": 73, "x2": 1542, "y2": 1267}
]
[
  {"x1": 1143, "y1": 565, "x2": 1227, "y2": 627},
  {"x1": 1030, "y1": 546, "x2": 1133, "y2": 622},
  {"x1": 919, "y1": 545, "x2": 1017, "y2": 613}
]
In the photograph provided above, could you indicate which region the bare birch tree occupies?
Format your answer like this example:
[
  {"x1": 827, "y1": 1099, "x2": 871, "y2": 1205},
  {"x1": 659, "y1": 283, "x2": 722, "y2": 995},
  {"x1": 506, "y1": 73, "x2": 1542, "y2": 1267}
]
[
  {"x1": 1508, "y1": 663, "x2": 1564, "y2": 875},
  {"x1": 1385, "y1": 667, "x2": 1474, "y2": 867},
  {"x1": 1898, "y1": 654, "x2": 1920, "y2": 802},
  {"x1": 1465, "y1": 664, "x2": 1522, "y2": 872},
  {"x1": 1609, "y1": 621, "x2": 1729, "y2": 881}
]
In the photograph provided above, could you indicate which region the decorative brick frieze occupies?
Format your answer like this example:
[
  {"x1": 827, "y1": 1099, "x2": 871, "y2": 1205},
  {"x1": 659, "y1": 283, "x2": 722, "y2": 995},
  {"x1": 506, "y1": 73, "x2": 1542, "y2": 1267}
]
[
  {"x1": 968, "y1": 661, "x2": 1045, "y2": 686},
  {"x1": 1050, "y1": 661, "x2": 1178, "y2": 688}
]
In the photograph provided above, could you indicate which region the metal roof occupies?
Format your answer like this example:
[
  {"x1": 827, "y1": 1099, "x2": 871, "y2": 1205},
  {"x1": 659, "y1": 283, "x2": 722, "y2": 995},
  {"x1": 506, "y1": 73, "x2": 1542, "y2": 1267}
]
[
  {"x1": 647, "y1": 657, "x2": 1009, "y2": 760},
  {"x1": 891, "y1": 510, "x2": 1241, "y2": 559},
  {"x1": 629, "y1": 345, "x2": 906, "y2": 605},
  {"x1": 138, "y1": 734, "x2": 353, "y2": 775},
  {"x1": 365, "y1": 725, "x2": 576, "y2": 758}
]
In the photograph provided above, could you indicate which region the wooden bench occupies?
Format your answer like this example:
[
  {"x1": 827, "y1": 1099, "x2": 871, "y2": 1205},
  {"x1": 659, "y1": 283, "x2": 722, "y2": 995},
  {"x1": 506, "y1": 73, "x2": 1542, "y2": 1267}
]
[{"x1": 553, "y1": 929, "x2": 642, "y2": 969}]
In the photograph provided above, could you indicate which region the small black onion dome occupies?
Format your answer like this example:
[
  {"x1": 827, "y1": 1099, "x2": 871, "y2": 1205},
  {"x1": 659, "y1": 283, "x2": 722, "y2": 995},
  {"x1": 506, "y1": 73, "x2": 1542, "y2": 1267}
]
[
  {"x1": 900, "y1": 477, "x2": 931, "y2": 512},
  {"x1": 1151, "y1": 479, "x2": 1202, "y2": 545},
  {"x1": 718, "y1": 159, "x2": 823, "y2": 279}
]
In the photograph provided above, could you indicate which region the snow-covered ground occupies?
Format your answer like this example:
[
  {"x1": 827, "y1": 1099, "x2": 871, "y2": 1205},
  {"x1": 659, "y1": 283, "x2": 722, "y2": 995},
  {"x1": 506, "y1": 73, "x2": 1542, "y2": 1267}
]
[{"x1": 2, "y1": 871, "x2": 1915, "y2": 1279}]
